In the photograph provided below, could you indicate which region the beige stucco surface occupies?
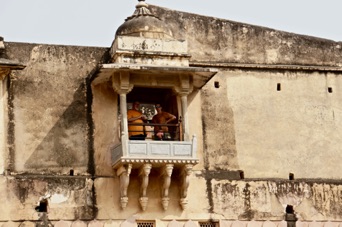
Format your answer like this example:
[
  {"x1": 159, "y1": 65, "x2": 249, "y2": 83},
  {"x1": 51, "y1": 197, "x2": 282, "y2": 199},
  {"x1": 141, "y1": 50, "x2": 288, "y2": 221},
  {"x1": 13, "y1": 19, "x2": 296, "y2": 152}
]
[
  {"x1": 201, "y1": 74, "x2": 239, "y2": 171},
  {"x1": 221, "y1": 70, "x2": 342, "y2": 178},
  {"x1": 5, "y1": 43, "x2": 108, "y2": 174}
]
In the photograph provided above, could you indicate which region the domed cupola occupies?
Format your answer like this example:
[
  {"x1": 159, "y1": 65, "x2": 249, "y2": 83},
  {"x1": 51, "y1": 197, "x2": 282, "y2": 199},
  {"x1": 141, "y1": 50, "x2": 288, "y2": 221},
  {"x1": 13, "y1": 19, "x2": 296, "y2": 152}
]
[
  {"x1": 110, "y1": 0, "x2": 190, "y2": 66},
  {"x1": 116, "y1": 0, "x2": 173, "y2": 39}
]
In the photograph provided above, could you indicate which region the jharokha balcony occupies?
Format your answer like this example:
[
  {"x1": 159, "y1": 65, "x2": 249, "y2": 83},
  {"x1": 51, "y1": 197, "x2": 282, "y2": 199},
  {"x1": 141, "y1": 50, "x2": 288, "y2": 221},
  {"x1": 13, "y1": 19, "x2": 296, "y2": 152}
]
[{"x1": 88, "y1": 0, "x2": 217, "y2": 212}]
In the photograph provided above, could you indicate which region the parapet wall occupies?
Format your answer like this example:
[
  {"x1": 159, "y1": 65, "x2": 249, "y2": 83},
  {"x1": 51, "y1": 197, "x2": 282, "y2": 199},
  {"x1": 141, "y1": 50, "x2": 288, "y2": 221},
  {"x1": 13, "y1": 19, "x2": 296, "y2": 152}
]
[
  {"x1": 4, "y1": 42, "x2": 108, "y2": 174},
  {"x1": 151, "y1": 5, "x2": 342, "y2": 67}
]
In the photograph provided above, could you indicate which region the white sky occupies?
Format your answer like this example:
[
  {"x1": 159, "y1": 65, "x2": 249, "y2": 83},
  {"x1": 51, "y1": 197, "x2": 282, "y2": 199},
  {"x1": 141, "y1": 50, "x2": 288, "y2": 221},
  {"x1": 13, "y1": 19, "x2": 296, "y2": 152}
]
[{"x1": 1, "y1": 0, "x2": 342, "y2": 47}]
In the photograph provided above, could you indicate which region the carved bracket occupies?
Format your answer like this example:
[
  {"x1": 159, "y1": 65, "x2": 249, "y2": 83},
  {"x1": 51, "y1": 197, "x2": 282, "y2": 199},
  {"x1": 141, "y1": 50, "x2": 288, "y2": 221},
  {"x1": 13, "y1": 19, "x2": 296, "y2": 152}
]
[
  {"x1": 0, "y1": 68, "x2": 10, "y2": 80},
  {"x1": 117, "y1": 164, "x2": 132, "y2": 209},
  {"x1": 160, "y1": 164, "x2": 174, "y2": 211},
  {"x1": 172, "y1": 74, "x2": 193, "y2": 96},
  {"x1": 139, "y1": 163, "x2": 152, "y2": 211},
  {"x1": 112, "y1": 71, "x2": 134, "y2": 94},
  {"x1": 179, "y1": 164, "x2": 193, "y2": 210}
]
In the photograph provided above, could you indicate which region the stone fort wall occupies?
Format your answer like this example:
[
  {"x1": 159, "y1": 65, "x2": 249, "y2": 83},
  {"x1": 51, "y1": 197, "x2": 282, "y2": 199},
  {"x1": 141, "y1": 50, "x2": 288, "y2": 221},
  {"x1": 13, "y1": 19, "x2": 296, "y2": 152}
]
[{"x1": 0, "y1": 4, "x2": 341, "y2": 224}]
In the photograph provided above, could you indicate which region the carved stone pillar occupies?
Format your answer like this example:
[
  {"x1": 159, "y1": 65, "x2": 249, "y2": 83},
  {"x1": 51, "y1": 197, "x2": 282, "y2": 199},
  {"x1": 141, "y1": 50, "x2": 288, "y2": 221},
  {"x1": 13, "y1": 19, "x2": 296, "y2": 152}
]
[
  {"x1": 112, "y1": 72, "x2": 133, "y2": 154},
  {"x1": 179, "y1": 164, "x2": 193, "y2": 210},
  {"x1": 118, "y1": 93, "x2": 129, "y2": 154},
  {"x1": 160, "y1": 164, "x2": 174, "y2": 210},
  {"x1": 180, "y1": 95, "x2": 189, "y2": 141},
  {"x1": 173, "y1": 75, "x2": 192, "y2": 141},
  {"x1": 117, "y1": 164, "x2": 132, "y2": 209},
  {"x1": 139, "y1": 163, "x2": 152, "y2": 211}
]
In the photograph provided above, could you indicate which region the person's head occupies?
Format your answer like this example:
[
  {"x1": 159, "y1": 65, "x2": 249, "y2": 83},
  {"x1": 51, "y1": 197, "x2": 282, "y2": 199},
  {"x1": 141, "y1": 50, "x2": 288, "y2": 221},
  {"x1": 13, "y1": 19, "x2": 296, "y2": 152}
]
[
  {"x1": 155, "y1": 104, "x2": 162, "y2": 112},
  {"x1": 133, "y1": 101, "x2": 140, "y2": 110}
]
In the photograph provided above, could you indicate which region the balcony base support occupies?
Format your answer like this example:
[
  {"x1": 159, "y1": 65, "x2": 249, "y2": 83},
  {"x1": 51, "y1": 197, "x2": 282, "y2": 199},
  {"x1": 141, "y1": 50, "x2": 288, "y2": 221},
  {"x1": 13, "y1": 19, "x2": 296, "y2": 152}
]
[
  {"x1": 139, "y1": 163, "x2": 152, "y2": 211},
  {"x1": 179, "y1": 164, "x2": 193, "y2": 210},
  {"x1": 139, "y1": 197, "x2": 149, "y2": 211},
  {"x1": 117, "y1": 164, "x2": 132, "y2": 209},
  {"x1": 160, "y1": 164, "x2": 174, "y2": 210}
]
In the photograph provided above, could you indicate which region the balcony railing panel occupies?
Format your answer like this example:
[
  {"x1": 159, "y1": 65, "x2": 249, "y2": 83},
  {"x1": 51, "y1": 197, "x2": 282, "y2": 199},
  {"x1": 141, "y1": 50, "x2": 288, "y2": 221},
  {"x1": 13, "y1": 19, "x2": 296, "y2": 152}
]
[
  {"x1": 112, "y1": 136, "x2": 198, "y2": 168},
  {"x1": 127, "y1": 140, "x2": 194, "y2": 158}
]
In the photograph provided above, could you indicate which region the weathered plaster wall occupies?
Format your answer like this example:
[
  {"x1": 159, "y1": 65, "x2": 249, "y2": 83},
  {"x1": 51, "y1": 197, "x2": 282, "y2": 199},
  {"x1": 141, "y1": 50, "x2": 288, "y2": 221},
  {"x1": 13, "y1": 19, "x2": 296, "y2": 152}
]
[
  {"x1": 5, "y1": 42, "x2": 108, "y2": 174},
  {"x1": 220, "y1": 70, "x2": 342, "y2": 179},
  {"x1": 0, "y1": 42, "x2": 107, "y2": 221},
  {"x1": 194, "y1": 69, "x2": 342, "y2": 219},
  {"x1": 92, "y1": 82, "x2": 118, "y2": 176},
  {"x1": 152, "y1": 5, "x2": 342, "y2": 67},
  {"x1": 211, "y1": 179, "x2": 342, "y2": 221},
  {"x1": 0, "y1": 176, "x2": 94, "y2": 221},
  {"x1": 201, "y1": 73, "x2": 239, "y2": 171}
]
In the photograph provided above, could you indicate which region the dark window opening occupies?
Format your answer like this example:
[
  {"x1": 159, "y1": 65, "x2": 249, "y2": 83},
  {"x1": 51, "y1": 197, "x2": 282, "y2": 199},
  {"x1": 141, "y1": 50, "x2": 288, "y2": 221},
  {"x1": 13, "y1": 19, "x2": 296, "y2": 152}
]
[
  {"x1": 214, "y1": 81, "x2": 220, "y2": 88},
  {"x1": 286, "y1": 205, "x2": 294, "y2": 214},
  {"x1": 277, "y1": 83, "x2": 281, "y2": 91},
  {"x1": 328, "y1": 87, "x2": 333, "y2": 93},
  {"x1": 239, "y1": 170, "x2": 244, "y2": 179},
  {"x1": 70, "y1": 169, "x2": 74, "y2": 176},
  {"x1": 35, "y1": 199, "x2": 48, "y2": 212},
  {"x1": 289, "y1": 173, "x2": 294, "y2": 180},
  {"x1": 126, "y1": 87, "x2": 181, "y2": 141}
]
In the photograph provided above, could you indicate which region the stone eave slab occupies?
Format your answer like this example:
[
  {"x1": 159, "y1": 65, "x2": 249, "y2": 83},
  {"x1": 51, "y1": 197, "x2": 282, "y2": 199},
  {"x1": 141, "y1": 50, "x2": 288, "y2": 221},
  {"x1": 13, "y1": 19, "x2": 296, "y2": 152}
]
[
  {"x1": 91, "y1": 63, "x2": 218, "y2": 88},
  {"x1": 0, "y1": 58, "x2": 26, "y2": 69}
]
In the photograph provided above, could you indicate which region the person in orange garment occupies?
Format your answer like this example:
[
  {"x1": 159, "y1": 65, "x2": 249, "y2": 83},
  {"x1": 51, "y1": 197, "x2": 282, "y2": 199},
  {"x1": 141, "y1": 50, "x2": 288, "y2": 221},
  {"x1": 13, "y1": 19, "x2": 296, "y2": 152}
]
[
  {"x1": 152, "y1": 104, "x2": 176, "y2": 140},
  {"x1": 127, "y1": 101, "x2": 147, "y2": 140}
]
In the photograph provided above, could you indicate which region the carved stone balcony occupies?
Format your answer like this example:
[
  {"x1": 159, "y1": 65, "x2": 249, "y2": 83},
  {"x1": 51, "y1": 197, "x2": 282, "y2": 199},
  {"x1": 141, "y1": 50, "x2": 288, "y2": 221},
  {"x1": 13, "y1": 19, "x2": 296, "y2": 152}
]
[{"x1": 111, "y1": 135, "x2": 198, "y2": 211}]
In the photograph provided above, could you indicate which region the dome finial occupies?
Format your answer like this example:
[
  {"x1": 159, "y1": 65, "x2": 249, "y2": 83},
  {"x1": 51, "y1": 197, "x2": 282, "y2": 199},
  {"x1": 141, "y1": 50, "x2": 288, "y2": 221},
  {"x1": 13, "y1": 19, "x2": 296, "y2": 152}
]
[
  {"x1": 125, "y1": 0, "x2": 156, "y2": 21},
  {"x1": 136, "y1": 0, "x2": 148, "y2": 9},
  {"x1": 115, "y1": 0, "x2": 173, "y2": 39}
]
